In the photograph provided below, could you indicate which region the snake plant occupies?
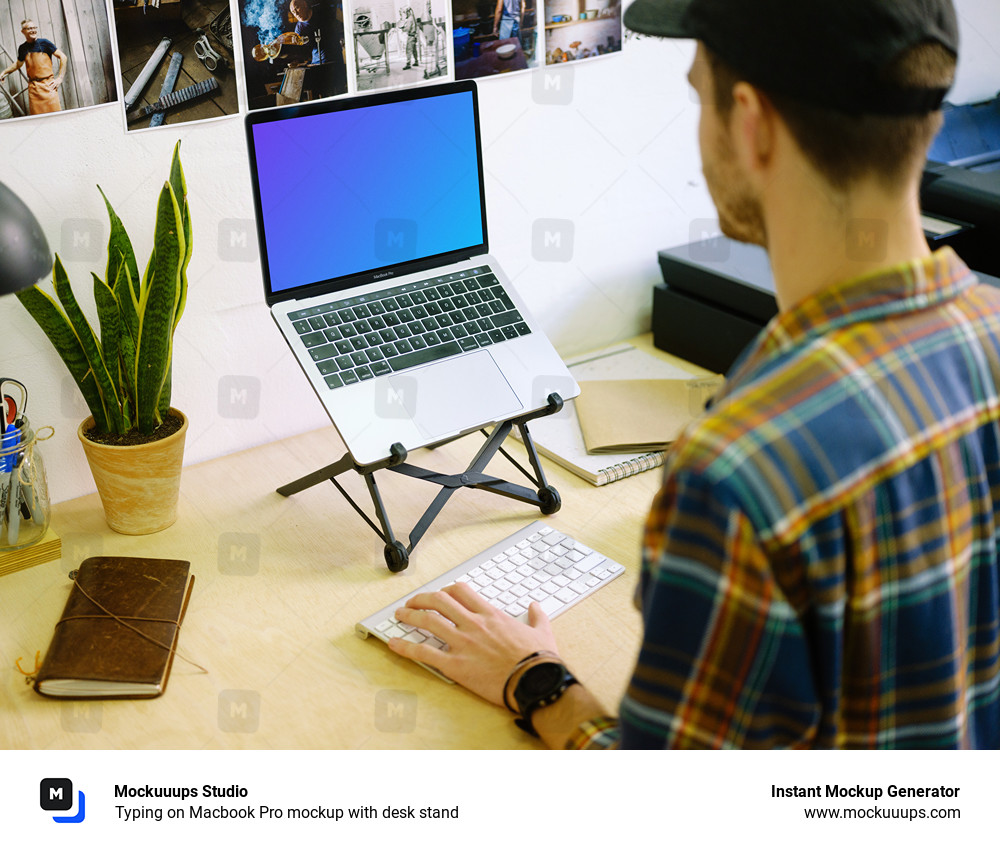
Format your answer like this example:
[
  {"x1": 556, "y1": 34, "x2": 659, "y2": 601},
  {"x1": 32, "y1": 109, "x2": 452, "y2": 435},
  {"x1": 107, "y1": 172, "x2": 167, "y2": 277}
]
[{"x1": 17, "y1": 142, "x2": 191, "y2": 437}]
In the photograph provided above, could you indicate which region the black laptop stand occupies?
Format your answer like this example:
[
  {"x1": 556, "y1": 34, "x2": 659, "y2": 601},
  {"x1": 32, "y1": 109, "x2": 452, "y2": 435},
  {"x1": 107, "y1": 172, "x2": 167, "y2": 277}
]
[{"x1": 276, "y1": 393, "x2": 565, "y2": 571}]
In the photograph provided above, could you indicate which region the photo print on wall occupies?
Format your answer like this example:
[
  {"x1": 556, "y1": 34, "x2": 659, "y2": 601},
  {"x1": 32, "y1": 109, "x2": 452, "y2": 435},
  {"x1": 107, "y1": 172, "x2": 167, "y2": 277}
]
[
  {"x1": 0, "y1": 0, "x2": 117, "y2": 121},
  {"x1": 451, "y1": 0, "x2": 540, "y2": 79},
  {"x1": 544, "y1": 0, "x2": 621, "y2": 65},
  {"x1": 111, "y1": 0, "x2": 239, "y2": 130},
  {"x1": 240, "y1": 0, "x2": 348, "y2": 110},
  {"x1": 352, "y1": 0, "x2": 450, "y2": 92}
]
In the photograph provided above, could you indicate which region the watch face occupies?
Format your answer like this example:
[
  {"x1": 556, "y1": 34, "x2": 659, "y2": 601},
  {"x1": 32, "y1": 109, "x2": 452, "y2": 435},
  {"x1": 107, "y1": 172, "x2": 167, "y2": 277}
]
[{"x1": 518, "y1": 662, "x2": 565, "y2": 698}]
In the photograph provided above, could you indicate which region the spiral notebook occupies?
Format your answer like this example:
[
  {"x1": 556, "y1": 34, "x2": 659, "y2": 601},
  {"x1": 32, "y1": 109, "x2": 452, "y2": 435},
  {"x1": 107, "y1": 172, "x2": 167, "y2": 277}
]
[{"x1": 524, "y1": 344, "x2": 714, "y2": 486}]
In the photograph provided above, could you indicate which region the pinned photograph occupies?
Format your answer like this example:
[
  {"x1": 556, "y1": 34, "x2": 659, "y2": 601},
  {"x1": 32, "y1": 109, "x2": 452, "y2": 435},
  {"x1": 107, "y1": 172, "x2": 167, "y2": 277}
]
[
  {"x1": 352, "y1": 0, "x2": 449, "y2": 92},
  {"x1": 0, "y1": 2, "x2": 116, "y2": 121},
  {"x1": 543, "y1": 0, "x2": 621, "y2": 65},
  {"x1": 239, "y1": 0, "x2": 348, "y2": 110},
  {"x1": 452, "y1": 0, "x2": 539, "y2": 79},
  {"x1": 112, "y1": 0, "x2": 239, "y2": 130}
]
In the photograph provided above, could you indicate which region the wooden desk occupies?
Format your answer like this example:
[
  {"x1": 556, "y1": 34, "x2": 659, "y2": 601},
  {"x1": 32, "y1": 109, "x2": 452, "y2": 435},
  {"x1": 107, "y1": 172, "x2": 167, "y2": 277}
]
[{"x1": 1, "y1": 340, "x2": 700, "y2": 750}]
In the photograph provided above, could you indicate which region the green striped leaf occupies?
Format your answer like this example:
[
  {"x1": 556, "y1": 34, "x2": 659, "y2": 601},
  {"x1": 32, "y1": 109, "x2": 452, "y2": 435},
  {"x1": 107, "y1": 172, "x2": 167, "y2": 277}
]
[
  {"x1": 134, "y1": 181, "x2": 184, "y2": 434},
  {"x1": 99, "y1": 186, "x2": 140, "y2": 309},
  {"x1": 52, "y1": 256, "x2": 125, "y2": 434},
  {"x1": 15, "y1": 259, "x2": 112, "y2": 433},
  {"x1": 168, "y1": 141, "x2": 190, "y2": 331}
]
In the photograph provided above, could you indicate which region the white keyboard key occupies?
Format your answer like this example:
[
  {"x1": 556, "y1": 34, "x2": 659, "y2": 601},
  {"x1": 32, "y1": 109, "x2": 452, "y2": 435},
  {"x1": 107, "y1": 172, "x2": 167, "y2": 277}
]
[
  {"x1": 481, "y1": 586, "x2": 501, "y2": 599},
  {"x1": 498, "y1": 591, "x2": 517, "y2": 605},
  {"x1": 569, "y1": 580, "x2": 590, "y2": 594},
  {"x1": 543, "y1": 532, "x2": 565, "y2": 545},
  {"x1": 509, "y1": 554, "x2": 527, "y2": 566},
  {"x1": 375, "y1": 619, "x2": 395, "y2": 633},
  {"x1": 403, "y1": 631, "x2": 426, "y2": 644},
  {"x1": 574, "y1": 543, "x2": 594, "y2": 556},
  {"x1": 552, "y1": 544, "x2": 569, "y2": 557},
  {"x1": 567, "y1": 551, "x2": 585, "y2": 563},
  {"x1": 494, "y1": 578, "x2": 513, "y2": 591},
  {"x1": 504, "y1": 547, "x2": 518, "y2": 556},
  {"x1": 540, "y1": 580, "x2": 559, "y2": 595},
  {"x1": 522, "y1": 577, "x2": 540, "y2": 590},
  {"x1": 506, "y1": 603, "x2": 527, "y2": 619},
  {"x1": 386, "y1": 625, "x2": 406, "y2": 639},
  {"x1": 510, "y1": 584, "x2": 530, "y2": 598},
  {"x1": 486, "y1": 567, "x2": 504, "y2": 580},
  {"x1": 539, "y1": 596, "x2": 564, "y2": 617},
  {"x1": 529, "y1": 588, "x2": 548, "y2": 602},
  {"x1": 565, "y1": 567, "x2": 582, "y2": 580},
  {"x1": 555, "y1": 587, "x2": 578, "y2": 604},
  {"x1": 553, "y1": 575, "x2": 571, "y2": 587}
]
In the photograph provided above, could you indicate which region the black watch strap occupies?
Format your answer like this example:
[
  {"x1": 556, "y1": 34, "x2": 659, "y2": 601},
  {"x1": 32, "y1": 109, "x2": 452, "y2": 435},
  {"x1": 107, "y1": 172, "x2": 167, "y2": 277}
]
[{"x1": 512, "y1": 660, "x2": 578, "y2": 738}]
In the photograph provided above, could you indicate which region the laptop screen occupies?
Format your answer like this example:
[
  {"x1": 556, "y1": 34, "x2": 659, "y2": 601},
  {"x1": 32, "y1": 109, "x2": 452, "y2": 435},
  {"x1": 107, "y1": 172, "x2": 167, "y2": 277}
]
[{"x1": 246, "y1": 81, "x2": 487, "y2": 305}]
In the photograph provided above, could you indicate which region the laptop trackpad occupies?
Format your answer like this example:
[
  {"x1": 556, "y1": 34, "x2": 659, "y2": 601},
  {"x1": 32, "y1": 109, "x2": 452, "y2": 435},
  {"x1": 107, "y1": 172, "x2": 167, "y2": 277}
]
[{"x1": 389, "y1": 351, "x2": 520, "y2": 439}]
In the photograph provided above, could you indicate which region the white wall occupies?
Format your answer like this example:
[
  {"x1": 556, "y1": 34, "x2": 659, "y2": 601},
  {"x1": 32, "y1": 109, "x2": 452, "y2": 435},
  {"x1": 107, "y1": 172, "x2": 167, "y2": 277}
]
[{"x1": 3, "y1": 1, "x2": 997, "y2": 505}]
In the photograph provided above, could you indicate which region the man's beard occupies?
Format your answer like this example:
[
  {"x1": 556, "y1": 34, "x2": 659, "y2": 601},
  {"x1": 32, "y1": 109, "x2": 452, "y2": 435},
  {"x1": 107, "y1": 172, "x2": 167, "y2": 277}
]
[{"x1": 704, "y1": 133, "x2": 768, "y2": 248}]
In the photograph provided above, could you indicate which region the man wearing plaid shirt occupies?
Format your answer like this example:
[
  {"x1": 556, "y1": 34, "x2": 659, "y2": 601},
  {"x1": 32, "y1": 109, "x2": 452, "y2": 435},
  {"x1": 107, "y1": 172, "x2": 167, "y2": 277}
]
[{"x1": 388, "y1": 0, "x2": 1000, "y2": 749}]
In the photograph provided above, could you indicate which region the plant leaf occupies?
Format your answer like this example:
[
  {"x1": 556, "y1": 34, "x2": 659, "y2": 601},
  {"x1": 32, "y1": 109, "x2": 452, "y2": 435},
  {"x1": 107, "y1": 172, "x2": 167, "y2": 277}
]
[
  {"x1": 99, "y1": 186, "x2": 140, "y2": 308},
  {"x1": 134, "y1": 180, "x2": 184, "y2": 434},
  {"x1": 168, "y1": 141, "x2": 191, "y2": 331},
  {"x1": 52, "y1": 257, "x2": 125, "y2": 434},
  {"x1": 15, "y1": 258, "x2": 112, "y2": 433}
]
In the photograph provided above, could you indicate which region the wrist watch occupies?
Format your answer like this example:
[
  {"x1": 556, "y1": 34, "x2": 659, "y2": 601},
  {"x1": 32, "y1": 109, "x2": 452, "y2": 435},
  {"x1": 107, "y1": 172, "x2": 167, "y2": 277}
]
[{"x1": 512, "y1": 660, "x2": 578, "y2": 737}]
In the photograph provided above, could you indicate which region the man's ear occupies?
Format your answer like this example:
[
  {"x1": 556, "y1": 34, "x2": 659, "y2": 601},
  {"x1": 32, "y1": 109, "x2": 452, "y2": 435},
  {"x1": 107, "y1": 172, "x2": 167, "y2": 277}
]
[{"x1": 729, "y1": 82, "x2": 776, "y2": 184}]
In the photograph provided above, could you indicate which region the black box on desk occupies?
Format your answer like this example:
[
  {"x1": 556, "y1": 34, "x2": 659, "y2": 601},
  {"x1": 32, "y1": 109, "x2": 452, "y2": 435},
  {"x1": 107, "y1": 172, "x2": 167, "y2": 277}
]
[{"x1": 653, "y1": 236, "x2": 777, "y2": 374}]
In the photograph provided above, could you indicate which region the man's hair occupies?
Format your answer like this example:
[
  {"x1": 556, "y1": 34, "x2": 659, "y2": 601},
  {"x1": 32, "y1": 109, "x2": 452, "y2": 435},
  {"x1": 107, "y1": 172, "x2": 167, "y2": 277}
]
[
  {"x1": 21, "y1": 19, "x2": 34, "y2": 28},
  {"x1": 705, "y1": 43, "x2": 956, "y2": 190}
]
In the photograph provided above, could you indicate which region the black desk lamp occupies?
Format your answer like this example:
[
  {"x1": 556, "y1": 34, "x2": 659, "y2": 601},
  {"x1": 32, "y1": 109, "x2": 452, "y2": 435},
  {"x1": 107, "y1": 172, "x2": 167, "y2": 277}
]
[{"x1": 0, "y1": 180, "x2": 51, "y2": 294}]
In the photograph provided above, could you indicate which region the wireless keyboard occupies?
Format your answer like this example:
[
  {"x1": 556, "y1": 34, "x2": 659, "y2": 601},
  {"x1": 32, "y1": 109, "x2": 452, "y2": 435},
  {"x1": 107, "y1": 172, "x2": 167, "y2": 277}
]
[{"x1": 356, "y1": 521, "x2": 627, "y2": 681}]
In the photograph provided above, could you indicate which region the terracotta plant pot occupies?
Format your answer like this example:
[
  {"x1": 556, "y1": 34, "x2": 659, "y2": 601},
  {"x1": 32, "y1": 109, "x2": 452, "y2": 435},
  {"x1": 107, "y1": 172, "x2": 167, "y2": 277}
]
[{"x1": 77, "y1": 409, "x2": 188, "y2": 535}]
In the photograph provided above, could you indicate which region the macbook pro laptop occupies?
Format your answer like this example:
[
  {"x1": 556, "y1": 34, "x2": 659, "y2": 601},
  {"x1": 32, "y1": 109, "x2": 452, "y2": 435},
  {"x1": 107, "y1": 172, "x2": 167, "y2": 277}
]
[{"x1": 245, "y1": 80, "x2": 579, "y2": 466}]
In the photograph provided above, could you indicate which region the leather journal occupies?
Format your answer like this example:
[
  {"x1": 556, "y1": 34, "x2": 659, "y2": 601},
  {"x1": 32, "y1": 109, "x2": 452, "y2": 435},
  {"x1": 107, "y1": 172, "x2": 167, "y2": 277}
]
[{"x1": 34, "y1": 556, "x2": 194, "y2": 699}]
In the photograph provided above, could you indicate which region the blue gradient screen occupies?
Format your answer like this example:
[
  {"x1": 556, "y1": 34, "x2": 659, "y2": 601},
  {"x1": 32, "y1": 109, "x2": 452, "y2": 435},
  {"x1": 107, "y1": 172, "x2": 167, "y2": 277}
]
[{"x1": 251, "y1": 90, "x2": 485, "y2": 294}]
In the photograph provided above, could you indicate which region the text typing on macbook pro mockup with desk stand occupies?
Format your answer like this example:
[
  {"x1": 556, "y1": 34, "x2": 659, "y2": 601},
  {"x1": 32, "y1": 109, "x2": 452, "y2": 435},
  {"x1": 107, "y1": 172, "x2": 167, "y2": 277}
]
[{"x1": 245, "y1": 80, "x2": 579, "y2": 571}]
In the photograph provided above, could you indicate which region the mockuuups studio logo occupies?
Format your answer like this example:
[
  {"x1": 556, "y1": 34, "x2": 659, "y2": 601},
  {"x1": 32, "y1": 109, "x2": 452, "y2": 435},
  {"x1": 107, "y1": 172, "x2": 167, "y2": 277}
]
[
  {"x1": 40, "y1": 778, "x2": 86, "y2": 823},
  {"x1": 532, "y1": 219, "x2": 574, "y2": 262},
  {"x1": 374, "y1": 219, "x2": 417, "y2": 263},
  {"x1": 688, "y1": 221, "x2": 729, "y2": 263},
  {"x1": 218, "y1": 219, "x2": 257, "y2": 262},
  {"x1": 60, "y1": 219, "x2": 103, "y2": 262},
  {"x1": 532, "y1": 66, "x2": 574, "y2": 105},
  {"x1": 218, "y1": 375, "x2": 262, "y2": 419},
  {"x1": 218, "y1": 689, "x2": 261, "y2": 733},
  {"x1": 375, "y1": 689, "x2": 417, "y2": 733},
  {"x1": 847, "y1": 218, "x2": 889, "y2": 263},
  {"x1": 375, "y1": 375, "x2": 418, "y2": 420}
]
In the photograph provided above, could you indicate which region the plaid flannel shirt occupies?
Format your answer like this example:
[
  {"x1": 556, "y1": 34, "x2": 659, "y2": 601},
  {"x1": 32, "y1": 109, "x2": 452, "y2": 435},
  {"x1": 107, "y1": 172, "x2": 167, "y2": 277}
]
[{"x1": 569, "y1": 248, "x2": 1000, "y2": 749}]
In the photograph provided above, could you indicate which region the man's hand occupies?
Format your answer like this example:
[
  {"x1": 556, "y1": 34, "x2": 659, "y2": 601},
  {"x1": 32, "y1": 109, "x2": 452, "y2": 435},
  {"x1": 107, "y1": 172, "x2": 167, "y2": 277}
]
[{"x1": 387, "y1": 581, "x2": 558, "y2": 706}]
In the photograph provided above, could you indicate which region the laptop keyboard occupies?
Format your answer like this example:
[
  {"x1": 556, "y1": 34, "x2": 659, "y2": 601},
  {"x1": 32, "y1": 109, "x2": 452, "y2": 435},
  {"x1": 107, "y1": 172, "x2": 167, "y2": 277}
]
[
  {"x1": 356, "y1": 521, "x2": 626, "y2": 682},
  {"x1": 287, "y1": 266, "x2": 532, "y2": 390}
]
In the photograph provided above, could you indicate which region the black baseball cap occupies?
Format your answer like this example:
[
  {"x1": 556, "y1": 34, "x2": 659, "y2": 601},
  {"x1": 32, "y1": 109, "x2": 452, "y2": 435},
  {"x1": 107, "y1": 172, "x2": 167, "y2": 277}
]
[{"x1": 623, "y1": 0, "x2": 959, "y2": 115}]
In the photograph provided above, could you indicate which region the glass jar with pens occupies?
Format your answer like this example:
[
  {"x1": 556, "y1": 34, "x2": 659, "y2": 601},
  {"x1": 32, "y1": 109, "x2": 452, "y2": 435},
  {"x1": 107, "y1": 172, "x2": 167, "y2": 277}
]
[{"x1": 2, "y1": 378, "x2": 51, "y2": 551}]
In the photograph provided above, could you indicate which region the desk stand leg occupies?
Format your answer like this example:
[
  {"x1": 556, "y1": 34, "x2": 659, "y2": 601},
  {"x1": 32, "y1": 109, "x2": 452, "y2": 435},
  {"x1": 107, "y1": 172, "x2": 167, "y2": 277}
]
[{"x1": 276, "y1": 394, "x2": 565, "y2": 572}]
